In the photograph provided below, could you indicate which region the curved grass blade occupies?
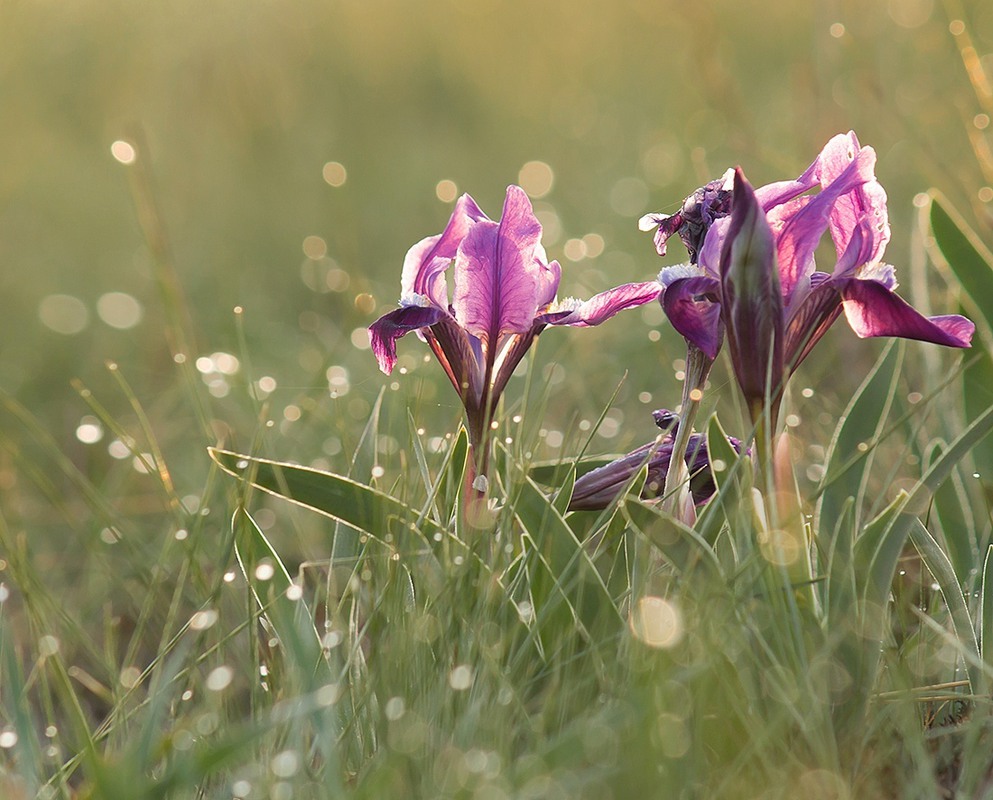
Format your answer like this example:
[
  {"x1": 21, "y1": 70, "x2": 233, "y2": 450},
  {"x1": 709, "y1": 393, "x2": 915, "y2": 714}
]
[
  {"x1": 509, "y1": 464, "x2": 619, "y2": 624},
  {"x1": 835, "y1": 492, "x2": 908, "y2": 732},
  {"x1": 838, "y1": 402, "x2": 993, "y2": 730},
  {"x1": 233, "y1": 507, "x2": 326, "y2": 669},
  {"x1": 209, "y1": 449, "x2": 446, "y2": 584},
  {"x1": 909, "y1": 517, "x2": 986, "y2": 696},
  {"x1": 816, "y1": 340, "x2": 902, "y2": 535},
  {"x1": 982, "y1": 545, "x2": 993, "y2": 667},
  {"x1": 931, "y1": 452, "x2": 978, "y2": 585},
  {"x1": 621, "y1": 497, "x2": 723, "y2": 579}
]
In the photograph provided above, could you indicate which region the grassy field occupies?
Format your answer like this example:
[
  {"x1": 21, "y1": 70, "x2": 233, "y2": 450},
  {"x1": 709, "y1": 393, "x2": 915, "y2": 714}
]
[{"x1": 2, "y1": 1, "x2": 993, "y2": 797}]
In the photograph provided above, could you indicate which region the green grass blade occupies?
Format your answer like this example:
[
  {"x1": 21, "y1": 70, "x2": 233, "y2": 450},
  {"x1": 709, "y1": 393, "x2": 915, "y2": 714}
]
[
  {"x1": 552, "y1": 466, "x2": 576, "y2": 517},
  {"x1": 963, "y1": 351, "x2": 993, "y2": 485},
  {"x1": 231, "y1": 508, "x2": 331, "y2": 680},
  {"x1": 211, "y1": 448, "x2": 442, "y2": 552},
  {"x1": 853, "y1": 493, "x2": 907, "y2": 624},
  {"x1": 931, "y1": 454, "x2": 977, "y2": 585},
  {"x1": 509, "y1": 465, "x2": 619, "y2": 623},
  {"x1": 621, "y1": 497, "x2": 723, "y2": 579},
  {"x1": 816, "y1": 340, "x2": 902, "y2": 535},
  {"x1": 982, "y1": 545, "x2": 993, "y2": 666},
  {"x1": 823, "y1": 496, "x2": 856, "y2": 626},
  {"x1": 695, "y1": 413, "x2": 749, "y2": 548},
  {"x1": 908, "y1": 517, "x2": 985, "y2": 696},
  {"x1": 0, "y1": 623, "x2": 44, "y2": 793},
  {"x1": 929, "y1": 192, "x2": 993, "y2": 341}
]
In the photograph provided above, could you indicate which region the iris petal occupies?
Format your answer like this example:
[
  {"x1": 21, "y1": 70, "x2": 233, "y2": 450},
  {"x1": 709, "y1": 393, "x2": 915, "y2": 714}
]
[
  {"x1": 840, "y1": 279, "x2": 974, "y2": 347},
  {"x1": 452, "y1": 186, "x2": 544, "y2": 342},
  {"x1": 368, "y1": 305, "x2": 447, "y2": 374},
  {"x1": 661, "y1": 276, "x2": 724, "y2": 359},
  {"x1": 540, "y1": 281, "x2": 663, "y2": 327},
  {"x1": 400, "y1": 194, "x2": 487, "y2": 308}
]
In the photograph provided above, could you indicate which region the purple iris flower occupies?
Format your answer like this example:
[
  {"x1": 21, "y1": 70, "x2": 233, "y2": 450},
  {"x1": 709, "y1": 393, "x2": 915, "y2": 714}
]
[
  {"x1": 369, "y1": 185, "x2": 662, "y2": 456},
  {"x1": 568, "y1": 409, "x2": 740, "y2": 511},
  {"x1": 642, "y1": 132, "x2": 974, "y2": 423}
]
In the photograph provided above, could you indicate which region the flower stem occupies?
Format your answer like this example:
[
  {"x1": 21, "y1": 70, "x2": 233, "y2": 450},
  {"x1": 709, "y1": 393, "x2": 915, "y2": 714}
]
[{"x1": 661, "y1": 346, "x2": 712, "y2": 517}]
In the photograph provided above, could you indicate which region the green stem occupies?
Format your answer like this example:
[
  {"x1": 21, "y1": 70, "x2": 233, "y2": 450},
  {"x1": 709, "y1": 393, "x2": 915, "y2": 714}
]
[{"x1": 661, "y1": 346, "x2": 713, "y2": 515}]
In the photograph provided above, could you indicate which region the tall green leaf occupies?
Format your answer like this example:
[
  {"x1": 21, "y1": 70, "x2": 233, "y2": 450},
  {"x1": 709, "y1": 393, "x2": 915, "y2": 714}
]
[
  {"x1": 816, "y1": 340, "x2": 902, "y2": 538},
  {"x1": 929, "y1": 193, "x2": 993, "y2": 342},
  {"x1": 210, "y1": 448, "x2": 447, "y2": 587}
]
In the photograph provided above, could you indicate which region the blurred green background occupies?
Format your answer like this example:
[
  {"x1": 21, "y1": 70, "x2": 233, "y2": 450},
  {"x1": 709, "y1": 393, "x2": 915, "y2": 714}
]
[{"x1": 1, "y1": 0, "x2": 991, "y2": 524}]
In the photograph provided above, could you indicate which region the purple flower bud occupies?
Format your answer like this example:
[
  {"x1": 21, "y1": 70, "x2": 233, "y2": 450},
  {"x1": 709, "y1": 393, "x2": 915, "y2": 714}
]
[{"x1": 568, "y1": 412, "x2": 742, "y2": 512}]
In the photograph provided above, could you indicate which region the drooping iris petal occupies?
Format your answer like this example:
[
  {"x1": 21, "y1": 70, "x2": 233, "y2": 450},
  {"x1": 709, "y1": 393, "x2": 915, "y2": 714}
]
[
  {"x1": 369, "y1": 304, "x2": 447, "y2": 374},
  {"x1": 401, "y1": 194, "x2": 488, "y2": 308},
  {"x1": 452, "y1": 186, "x2": 543, "y2": 343},
  {"x1": 840, "y1": 279, "x2": 975, "y2": 347},
  {"x1": 539, "y1": 281, "x2": 663, "y2": 327},
  {"x1": 661, "y1": 275, "x2": 724, "y2": 359},
  {"x1": 720, "y1": 170, "x2": 783, "y2": 413}
]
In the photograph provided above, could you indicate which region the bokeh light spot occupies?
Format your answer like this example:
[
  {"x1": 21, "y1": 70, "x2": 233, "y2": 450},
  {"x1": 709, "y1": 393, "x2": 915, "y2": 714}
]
[
  {"x1": 563, "y1": 238, "x2": 587, "y2": 261},
  {"x1": 206, "y1": 665, "x2": 233, "y2": 692},
  {"x1": 609, "y1": 177, "x2": 649, "y2": 217},
  {"x1": 630, "y1": 596, "x2": 683, "y2": 649},
  {"x1": 97, "y1": 292, "x2": 143, "y2": 329},
  {"x1": 322, "y1": 161, "x2": 347, "y2": 187},
  {"x1": 758, "y1": 528, "x2": 802, "y2": 567},
  {"x1": 449, "y1": 664, "x2": 474, "y2": 691},
  {"x1": 351, "y1": 328, "x2": 371, "y2": 350},
  {"x1": 190, "y1": 609, "x2": 218, "y2": 631},
  {"x1": 39, "y1": 294, "x2": 89, "y2": 335},
  {"x1": 888, "y1": 0, "x2": 933, "y2": 28},
  {"x1": 110, "y1": 140, "x2": 136, "y2": 164},
  {"x1": 108, "y1": 439, "x2": 131, "y2": 459},
  {"x1": 582, "y1": 233, "x2": 605, "y2": 258},
  {"x1": 327, "y1": 365, "x2": 351, "y2": 397},
  {"x1": 518, "y1": 161, "x2": 554, "y2": 198},
  {"x1": 436, "y1": 179, "x2": 458, "y2": 202},
  {"x1": 76, "y1": 416, "x2": 104, "y2": 444},
  {"x1": 534, "y1": 206, "x2": 562, "y2": 245},
  {"x1": 829, "y1": 22, "x2": 846, "y2": 38},
  {"x1": 354, "y1": 293, "x2": 376, "y2": 314},
  {"x1": 303, "y1": 235, "x2": 328, "y2": 259}
]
